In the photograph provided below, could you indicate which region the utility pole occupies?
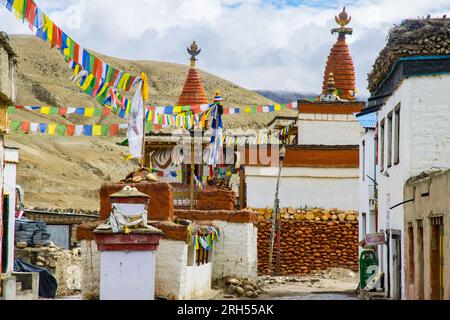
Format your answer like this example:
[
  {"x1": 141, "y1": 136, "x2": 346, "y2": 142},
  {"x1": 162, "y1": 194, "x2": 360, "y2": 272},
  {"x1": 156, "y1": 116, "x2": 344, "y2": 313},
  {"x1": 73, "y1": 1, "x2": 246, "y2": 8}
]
[{"x1": 268, "y1": 145, "x2": 286, "y2": 275}]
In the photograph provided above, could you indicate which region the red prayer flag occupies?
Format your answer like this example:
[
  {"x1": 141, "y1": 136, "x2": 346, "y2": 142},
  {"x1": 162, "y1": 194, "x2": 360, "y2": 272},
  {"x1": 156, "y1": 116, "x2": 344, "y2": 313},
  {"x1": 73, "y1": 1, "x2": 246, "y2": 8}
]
[
  {"x1": 58, "y1": 107, "x2": 68, "y2": 115},
  {"x1": 26, "y1": 0, "x2": 36, "y2": 31},
  {"x1": 257, "y1": 106, "x2": 263, "y2": 113},
  {"x1": 102, "y1": 108, "x2": 111, "y2": 116},
  {"x1": 286, "y1": 102, "x2": 293, "y2": 109},
  {"x1": 21, "y1": 122, "x2": 31, "y2": 133},
  {"x1": 73, "y1": 43, "x2": 80, "y2": 64},
  {"x1": 153, "y1": 124, "x2": 162, "y2": 132},
  {"x1": 109, "y1": 124, "x2": 119, "y2": 136},
  {"x1": 66, "y1": 125, "x2": 75, "y2": 136},
  {"x1": 16, "y1": 105, "x2": 24, "y2": 109}
]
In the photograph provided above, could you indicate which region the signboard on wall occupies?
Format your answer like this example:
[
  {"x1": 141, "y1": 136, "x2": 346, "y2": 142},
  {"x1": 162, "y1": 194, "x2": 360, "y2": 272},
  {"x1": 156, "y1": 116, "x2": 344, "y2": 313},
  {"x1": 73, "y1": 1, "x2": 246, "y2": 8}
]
[{"x1": 366, "y1": 233, "x2": 386, "y2": 246}]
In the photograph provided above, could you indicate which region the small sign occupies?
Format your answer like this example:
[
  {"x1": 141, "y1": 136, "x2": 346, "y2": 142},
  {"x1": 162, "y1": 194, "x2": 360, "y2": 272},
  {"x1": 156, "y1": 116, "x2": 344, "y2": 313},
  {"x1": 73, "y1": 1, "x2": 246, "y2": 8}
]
[{"x1": 366, "y1": 233, "x2": 386, "y2": 246}]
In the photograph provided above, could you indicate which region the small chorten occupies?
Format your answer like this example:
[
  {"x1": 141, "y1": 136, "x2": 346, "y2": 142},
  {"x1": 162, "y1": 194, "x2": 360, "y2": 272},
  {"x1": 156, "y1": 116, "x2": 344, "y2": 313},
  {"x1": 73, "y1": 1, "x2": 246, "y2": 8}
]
[
  {"x1": 178, "y1": 41, "x2": 209, "y2": 106},
  {"x1": 319, "y1": 73, "x2": 341, "y2": 102},
  {"x1": 321, "y1": 7, "x2": 356, "y2": 101}
]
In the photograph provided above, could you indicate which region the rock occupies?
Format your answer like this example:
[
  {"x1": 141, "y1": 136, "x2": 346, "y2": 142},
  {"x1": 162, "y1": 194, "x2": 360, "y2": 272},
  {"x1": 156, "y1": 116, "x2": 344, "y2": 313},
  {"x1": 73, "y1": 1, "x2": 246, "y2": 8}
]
[
  {"x1": 227, "y1": 284, "x2": 237, "y2": 295},
  {"x1": 243, "y1": 285, "x2": 254, "y2": 292},
  {"x1": 227, "y1": 278, "x2": 240, "y2": 286},
  {"x1": 36, "y1": 262, "x2": 44, "y2": 267},
  {"x1": 331, "y1": 215, "x2": 337, "y2": 221},
  {"x1": 346, "y1": 215, "x2": 357, "y2": 221},
  {"x1": 305, "y1": 212, "x2": 315, "y2": 220},
  {"x1": 132, "y1": 176, "x2": 143, "y2": 183},
  {"x1": 146, "y1": 173, "x2": 158, "y2": 182},
  {"x1": 235, "y1": 286, "x2": 245, "y2": 296},
  {"x1": 245, "y1": 291, "x2": 257, "y2": 298},
  {"x1": 338, "y1": 214, "x2": 346, "y2": 222},
  {"x1": 16, "y1": 242, "x2": 28, "y2": 249}
]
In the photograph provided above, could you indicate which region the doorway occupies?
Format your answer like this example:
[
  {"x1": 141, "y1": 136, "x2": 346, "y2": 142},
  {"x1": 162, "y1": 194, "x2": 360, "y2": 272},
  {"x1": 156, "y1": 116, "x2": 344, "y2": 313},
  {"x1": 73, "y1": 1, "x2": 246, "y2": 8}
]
[
  {"x1": 430, "y1": 216, "x2": 444, "y2": 300},
  {"x1": 2, "y1": 195, "x2": 10, "y2": 273},
  {"x1": 391, "y1": 230, "x2": 402, "y2": 300}
]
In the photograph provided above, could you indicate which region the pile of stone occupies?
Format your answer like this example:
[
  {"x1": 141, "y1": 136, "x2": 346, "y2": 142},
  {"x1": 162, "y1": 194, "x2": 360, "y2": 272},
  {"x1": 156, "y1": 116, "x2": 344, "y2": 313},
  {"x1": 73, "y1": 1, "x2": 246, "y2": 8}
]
[
  {"x1": 368, "y1": 18, "x2": 450, "y2": 92},
  {"x1": 253, "y1": 207, "x2": 359, "y2": 223},
  {"x1": 121, "y1": 168, "x2": 158, "y2": 184},
  {"x1": 223, "y1": 277, "x2": 264, "y2": 299},
  {"x1": 29, "y1": 207, "x2": 99, "y2": 216},
  {"x1": 15, "y1": 242, "x2": 82, "y2": 296},
  {"x1": 15, "y1": 220, "x2": 51, "y2": 247},
  {"x1": 196, "y1": 186, "x2": 236, "y2": 211},
  {"x1": 255, "y1": 207, "x2": 359, "y2": 276}
]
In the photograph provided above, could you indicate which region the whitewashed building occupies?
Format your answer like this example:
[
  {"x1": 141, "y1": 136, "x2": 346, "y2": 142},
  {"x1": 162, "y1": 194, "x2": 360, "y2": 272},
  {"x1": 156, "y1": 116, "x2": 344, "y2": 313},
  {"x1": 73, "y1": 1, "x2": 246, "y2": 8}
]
[
  {"x1": 363, "y1": 54, "x2": 450, "y2": 300},
  {"x1": 246, "y1": 8, "x2": 365, "y2": 211}
]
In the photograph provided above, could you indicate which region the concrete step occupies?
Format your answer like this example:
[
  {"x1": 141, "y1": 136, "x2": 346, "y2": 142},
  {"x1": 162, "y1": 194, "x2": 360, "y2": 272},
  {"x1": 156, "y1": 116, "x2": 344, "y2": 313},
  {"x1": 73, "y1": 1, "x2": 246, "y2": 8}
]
[{"x1": 192, "y1": 289, "x2": 223, "y2": 300}]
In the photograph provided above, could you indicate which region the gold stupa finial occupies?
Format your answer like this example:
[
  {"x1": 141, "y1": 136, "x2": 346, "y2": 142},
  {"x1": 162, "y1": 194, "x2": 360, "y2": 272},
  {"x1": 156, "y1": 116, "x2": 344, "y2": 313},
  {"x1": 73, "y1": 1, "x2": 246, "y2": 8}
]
[
  {"x1": 327, "y1": 73, "x2": 336, "y2": 94},
  {"x1": 335, "y1": 7, "x2": 352, "y2": 27},
  {"x1": 187, "y1": 41, "x2": 201, "y2": 67},
  {"x1": 332, "y1": 7, "x2": 353, "y2": 36}
]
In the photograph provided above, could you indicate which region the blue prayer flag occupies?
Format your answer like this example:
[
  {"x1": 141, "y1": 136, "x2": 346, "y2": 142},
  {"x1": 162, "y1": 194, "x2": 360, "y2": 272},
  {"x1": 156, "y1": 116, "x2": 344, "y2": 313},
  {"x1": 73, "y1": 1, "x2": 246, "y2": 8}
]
[{"x1": 83, "y1": 125, "x2": 93, "y2": 136}]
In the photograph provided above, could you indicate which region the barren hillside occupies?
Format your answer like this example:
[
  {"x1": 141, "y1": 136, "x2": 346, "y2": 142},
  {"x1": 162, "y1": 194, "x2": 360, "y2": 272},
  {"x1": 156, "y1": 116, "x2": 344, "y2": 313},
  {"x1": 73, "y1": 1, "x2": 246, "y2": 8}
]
[{"x1": 6, "y1": 35, "x2": 297, "y2": 210}]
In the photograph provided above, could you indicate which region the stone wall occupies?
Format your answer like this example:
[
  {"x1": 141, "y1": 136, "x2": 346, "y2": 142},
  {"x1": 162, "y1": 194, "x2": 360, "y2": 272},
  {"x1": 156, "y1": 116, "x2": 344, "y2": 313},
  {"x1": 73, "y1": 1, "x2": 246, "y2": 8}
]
[
  {"x1": 15, "y1": 244, "x2": 82, "y2": 296},
  {"x1": 255, "y1": 207, "x2": 359, "y2": 275},
  {"x1": 79, "y1": 240, "x2": 100, "y2": 300}
]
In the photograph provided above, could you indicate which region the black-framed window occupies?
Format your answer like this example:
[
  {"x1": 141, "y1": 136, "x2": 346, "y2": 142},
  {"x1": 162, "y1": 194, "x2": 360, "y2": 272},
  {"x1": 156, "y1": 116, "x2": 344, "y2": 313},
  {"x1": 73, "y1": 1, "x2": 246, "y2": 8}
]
[
  {"x1": 380, "y1": 119, "x2": 385, "y2": 171},
  {"x1": 387, "y1": 112, "x2": 393, "y2": 168},
  {"x1": 394, "y1": 105, "x2": 401, "y2": 165}
]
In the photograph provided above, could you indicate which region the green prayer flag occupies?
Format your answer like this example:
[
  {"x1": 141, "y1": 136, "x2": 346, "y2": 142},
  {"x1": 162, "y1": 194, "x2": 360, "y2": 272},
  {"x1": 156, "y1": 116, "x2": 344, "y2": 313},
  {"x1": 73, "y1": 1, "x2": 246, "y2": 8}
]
[
  {"x1": 7, "y1": 106, "x2": 15, "y2": 114},
  {"x1": 69, "y1": 39, "x2": 75, "y2": 60},
  {"x1": 146, "y1": 122, "x2": 153, "y2": 133},
  {"x1": 11, "y1": 121, "x2": 21, "y2": 132},
  {"x1": 101, "y1": 125, "x2": 109, "y2": 136},
  {"x1": 50, "y1": 107, "x2": 59, "y2": 115},
  {"x1": 281, "y1": 104, "x2": 287, "y2": 109},
  {"x1": 57, "y1": 125, "x2": 66, "y2": 136},
  {"x1": 94, "y1": 108, "x2": 103, "y2": 117},
  {"x1": 251, "y1": 106, "x2": 257, "y2": 114},
  {"x1": 182, "y1": 106, "x2": 191, "y2": 112}
]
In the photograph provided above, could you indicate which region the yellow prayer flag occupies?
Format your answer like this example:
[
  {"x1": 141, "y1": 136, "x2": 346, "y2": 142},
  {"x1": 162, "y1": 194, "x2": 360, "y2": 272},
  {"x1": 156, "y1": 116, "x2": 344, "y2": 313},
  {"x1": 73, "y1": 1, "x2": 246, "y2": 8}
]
[
  {"x1": 173, "y1": 106, "x2": 182, "y2": 114},
  {"x1": 85, "y1": 108, "x2": 95, "y2": 117},
  {"x1": 41, "y1": 106, "x2": 51, "y2": 115},
  {"x1": 74, "y1": 64, "x2": 80, "y2": 76},
  {"x1": 245, "y1": 107, "x2": 251, "y2": 113},
  {"x1": 13, "y1": 0, "x2": 25, "y2": 19},
  {"x1": 93, "y1": 125, "x2": 102, "y2": 136},
  {"x1": 48, "y1": 124, "x2": 57, "y2": 136},
  {"x1": 141, "y1": 72, "x2": 149, "y2": 101},
  {"x1": 43, "y1": 15, "x2": 53, "y2": 44},
  {"x1": 81, "y1": 74, "x2": 94, "y2": 91},
  {"x1": 275, "y1": 104, "x2": 281, "y2": 111},
  {"x1": 63, "y1": 37, "x2": 71, "y2": 57}
]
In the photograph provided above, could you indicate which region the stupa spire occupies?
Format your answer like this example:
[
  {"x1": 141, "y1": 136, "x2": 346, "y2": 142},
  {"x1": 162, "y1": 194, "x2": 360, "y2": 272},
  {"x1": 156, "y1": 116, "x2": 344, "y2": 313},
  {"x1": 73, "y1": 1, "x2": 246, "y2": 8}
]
[
  {"x1": 178, "y1": 41, "x2": 209, "y2": 106},
  {"x1": 321, "y1": 7, "x2": 356, "y2": 101}
]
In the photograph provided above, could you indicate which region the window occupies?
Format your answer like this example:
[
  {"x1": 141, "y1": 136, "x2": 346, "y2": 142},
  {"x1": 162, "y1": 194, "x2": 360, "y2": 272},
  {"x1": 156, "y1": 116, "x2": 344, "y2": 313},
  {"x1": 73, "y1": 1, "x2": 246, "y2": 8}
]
[
  {"x1": 362, "y1": 140, "x2": 366, "y2": 181},
  {"x1": 380, "y1": 120, "x2": 385, "y2": 171},
  {"x1": 394, "y1": 105, "x2": 401, "y2": 165},
  {"x1": 361, "y1": 212, "x2": 367, "y2": 240},
  {"x1": 387, "y1": 112, "x2": 393, "y2": 168}
]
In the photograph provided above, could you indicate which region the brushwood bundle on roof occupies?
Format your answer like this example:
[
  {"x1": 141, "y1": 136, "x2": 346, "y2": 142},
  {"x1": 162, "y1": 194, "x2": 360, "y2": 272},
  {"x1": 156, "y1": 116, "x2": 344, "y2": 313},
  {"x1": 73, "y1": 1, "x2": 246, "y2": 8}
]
[{"x1": 368, "y1": 18, "x2": 450, "y2": 93}]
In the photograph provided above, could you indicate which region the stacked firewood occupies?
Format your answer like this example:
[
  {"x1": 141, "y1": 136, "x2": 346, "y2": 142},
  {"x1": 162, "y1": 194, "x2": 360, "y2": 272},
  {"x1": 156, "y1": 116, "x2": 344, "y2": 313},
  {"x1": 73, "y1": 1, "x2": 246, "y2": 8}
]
[
  {"x1": 255, "y1": 207, "x2": 359, "y2": 275},
  {"x1": 368, "y1": 18, "x2": 450, "y2": 93}
]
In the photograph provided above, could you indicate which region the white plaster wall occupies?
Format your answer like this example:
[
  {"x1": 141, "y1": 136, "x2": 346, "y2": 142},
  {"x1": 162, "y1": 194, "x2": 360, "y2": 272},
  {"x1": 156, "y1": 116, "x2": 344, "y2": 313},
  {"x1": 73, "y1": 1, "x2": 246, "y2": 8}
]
[
  {"x1": 4, "y1": 147, "x2": 18, "y2": 274},
  {"x1": 99, "y1": 250, "x2": 156, "y2": 300},
  {"x1": 185, "y1": 263, "x2": 212, "y2": 300},
  {"x1": 155, "y1": 239, "x2": 187, "y2": 300},
  {"x1": 377, "y1": 74, "x2": 450, "y2": 300},
  {"x1": 155, "y1": 239, "x2": 214, "y2": 300},
  {"x1": 80, "y1": 240, "x2": 100, "y2": 300},
  {"x1": 246, "y1": 167, "x2": 359, "y2": 210},
  {"x1": 297, "y1": 113, "x2": 361, "y2": 145},
  {"x1": 211, "y1": 221, "x2": 258, "y2": 280},
  {"x1": 358, "y1": 129, "x2": 377, "y2": 242}
]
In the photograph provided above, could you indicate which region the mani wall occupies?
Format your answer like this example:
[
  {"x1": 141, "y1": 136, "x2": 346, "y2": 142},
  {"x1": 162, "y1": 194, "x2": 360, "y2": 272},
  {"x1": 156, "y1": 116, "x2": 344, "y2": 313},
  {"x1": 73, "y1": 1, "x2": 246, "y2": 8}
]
[{"x1": 255, "y1": 207, "x2": 359, "y2": 275}]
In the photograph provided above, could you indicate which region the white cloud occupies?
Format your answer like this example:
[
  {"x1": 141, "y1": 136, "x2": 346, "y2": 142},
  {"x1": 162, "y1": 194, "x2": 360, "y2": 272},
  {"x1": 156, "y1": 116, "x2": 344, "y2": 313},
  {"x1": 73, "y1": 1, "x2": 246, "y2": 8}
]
[{"x1": 1, "y1": 0, "x2": 449, "y2": 98}]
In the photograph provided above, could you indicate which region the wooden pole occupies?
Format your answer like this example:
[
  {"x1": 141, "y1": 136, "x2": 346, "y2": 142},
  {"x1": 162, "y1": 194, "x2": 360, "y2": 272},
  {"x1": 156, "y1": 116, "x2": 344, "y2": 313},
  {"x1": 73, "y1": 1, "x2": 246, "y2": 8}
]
[
  {"x1": 190, "y1": 135, "x2": 195, "y2": 210},
  {"x1": 239, "y1": 166, "x2": 245, "y2": 210}
]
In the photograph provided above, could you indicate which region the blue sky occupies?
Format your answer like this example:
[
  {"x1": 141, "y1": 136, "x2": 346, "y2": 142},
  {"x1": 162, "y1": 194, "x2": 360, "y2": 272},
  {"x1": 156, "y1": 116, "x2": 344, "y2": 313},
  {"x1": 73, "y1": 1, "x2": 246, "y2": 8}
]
[{"x1": 1, "y1": 0, "x2": 449, "y2": 97}]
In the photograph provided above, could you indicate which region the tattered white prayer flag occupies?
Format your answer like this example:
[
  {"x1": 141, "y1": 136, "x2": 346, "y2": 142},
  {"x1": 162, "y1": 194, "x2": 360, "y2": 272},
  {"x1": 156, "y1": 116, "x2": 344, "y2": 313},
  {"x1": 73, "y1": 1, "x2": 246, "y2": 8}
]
[
  {"x1": 30, "y1": 123, "x2": 39, "y2": 134},
  {"x1": 127, "y1": 80, "x2": 144, "y2": 159},
  {"x1": 119, "y1": 123, "x2": 128, "y2": 130},
  {"x1": 74, "y1": 125, "x2": 84, "y2": 136},
  {"x1": 67, "y1": 107, "x2": 77, "y2": 115}
]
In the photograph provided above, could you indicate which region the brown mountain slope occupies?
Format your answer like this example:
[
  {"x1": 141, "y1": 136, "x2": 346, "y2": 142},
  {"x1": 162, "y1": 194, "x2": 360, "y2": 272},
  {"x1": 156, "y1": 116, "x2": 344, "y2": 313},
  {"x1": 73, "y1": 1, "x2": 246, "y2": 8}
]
[{"x1": 5, "y1": 35, "x2": 296, "y2": 210}]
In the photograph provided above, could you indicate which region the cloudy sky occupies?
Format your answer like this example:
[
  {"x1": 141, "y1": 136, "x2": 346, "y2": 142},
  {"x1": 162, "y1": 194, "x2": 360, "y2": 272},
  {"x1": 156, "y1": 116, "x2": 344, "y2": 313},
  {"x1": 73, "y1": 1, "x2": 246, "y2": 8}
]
[{"x1": 0, "y1": 0, "x2": 449, "y2": 97}]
